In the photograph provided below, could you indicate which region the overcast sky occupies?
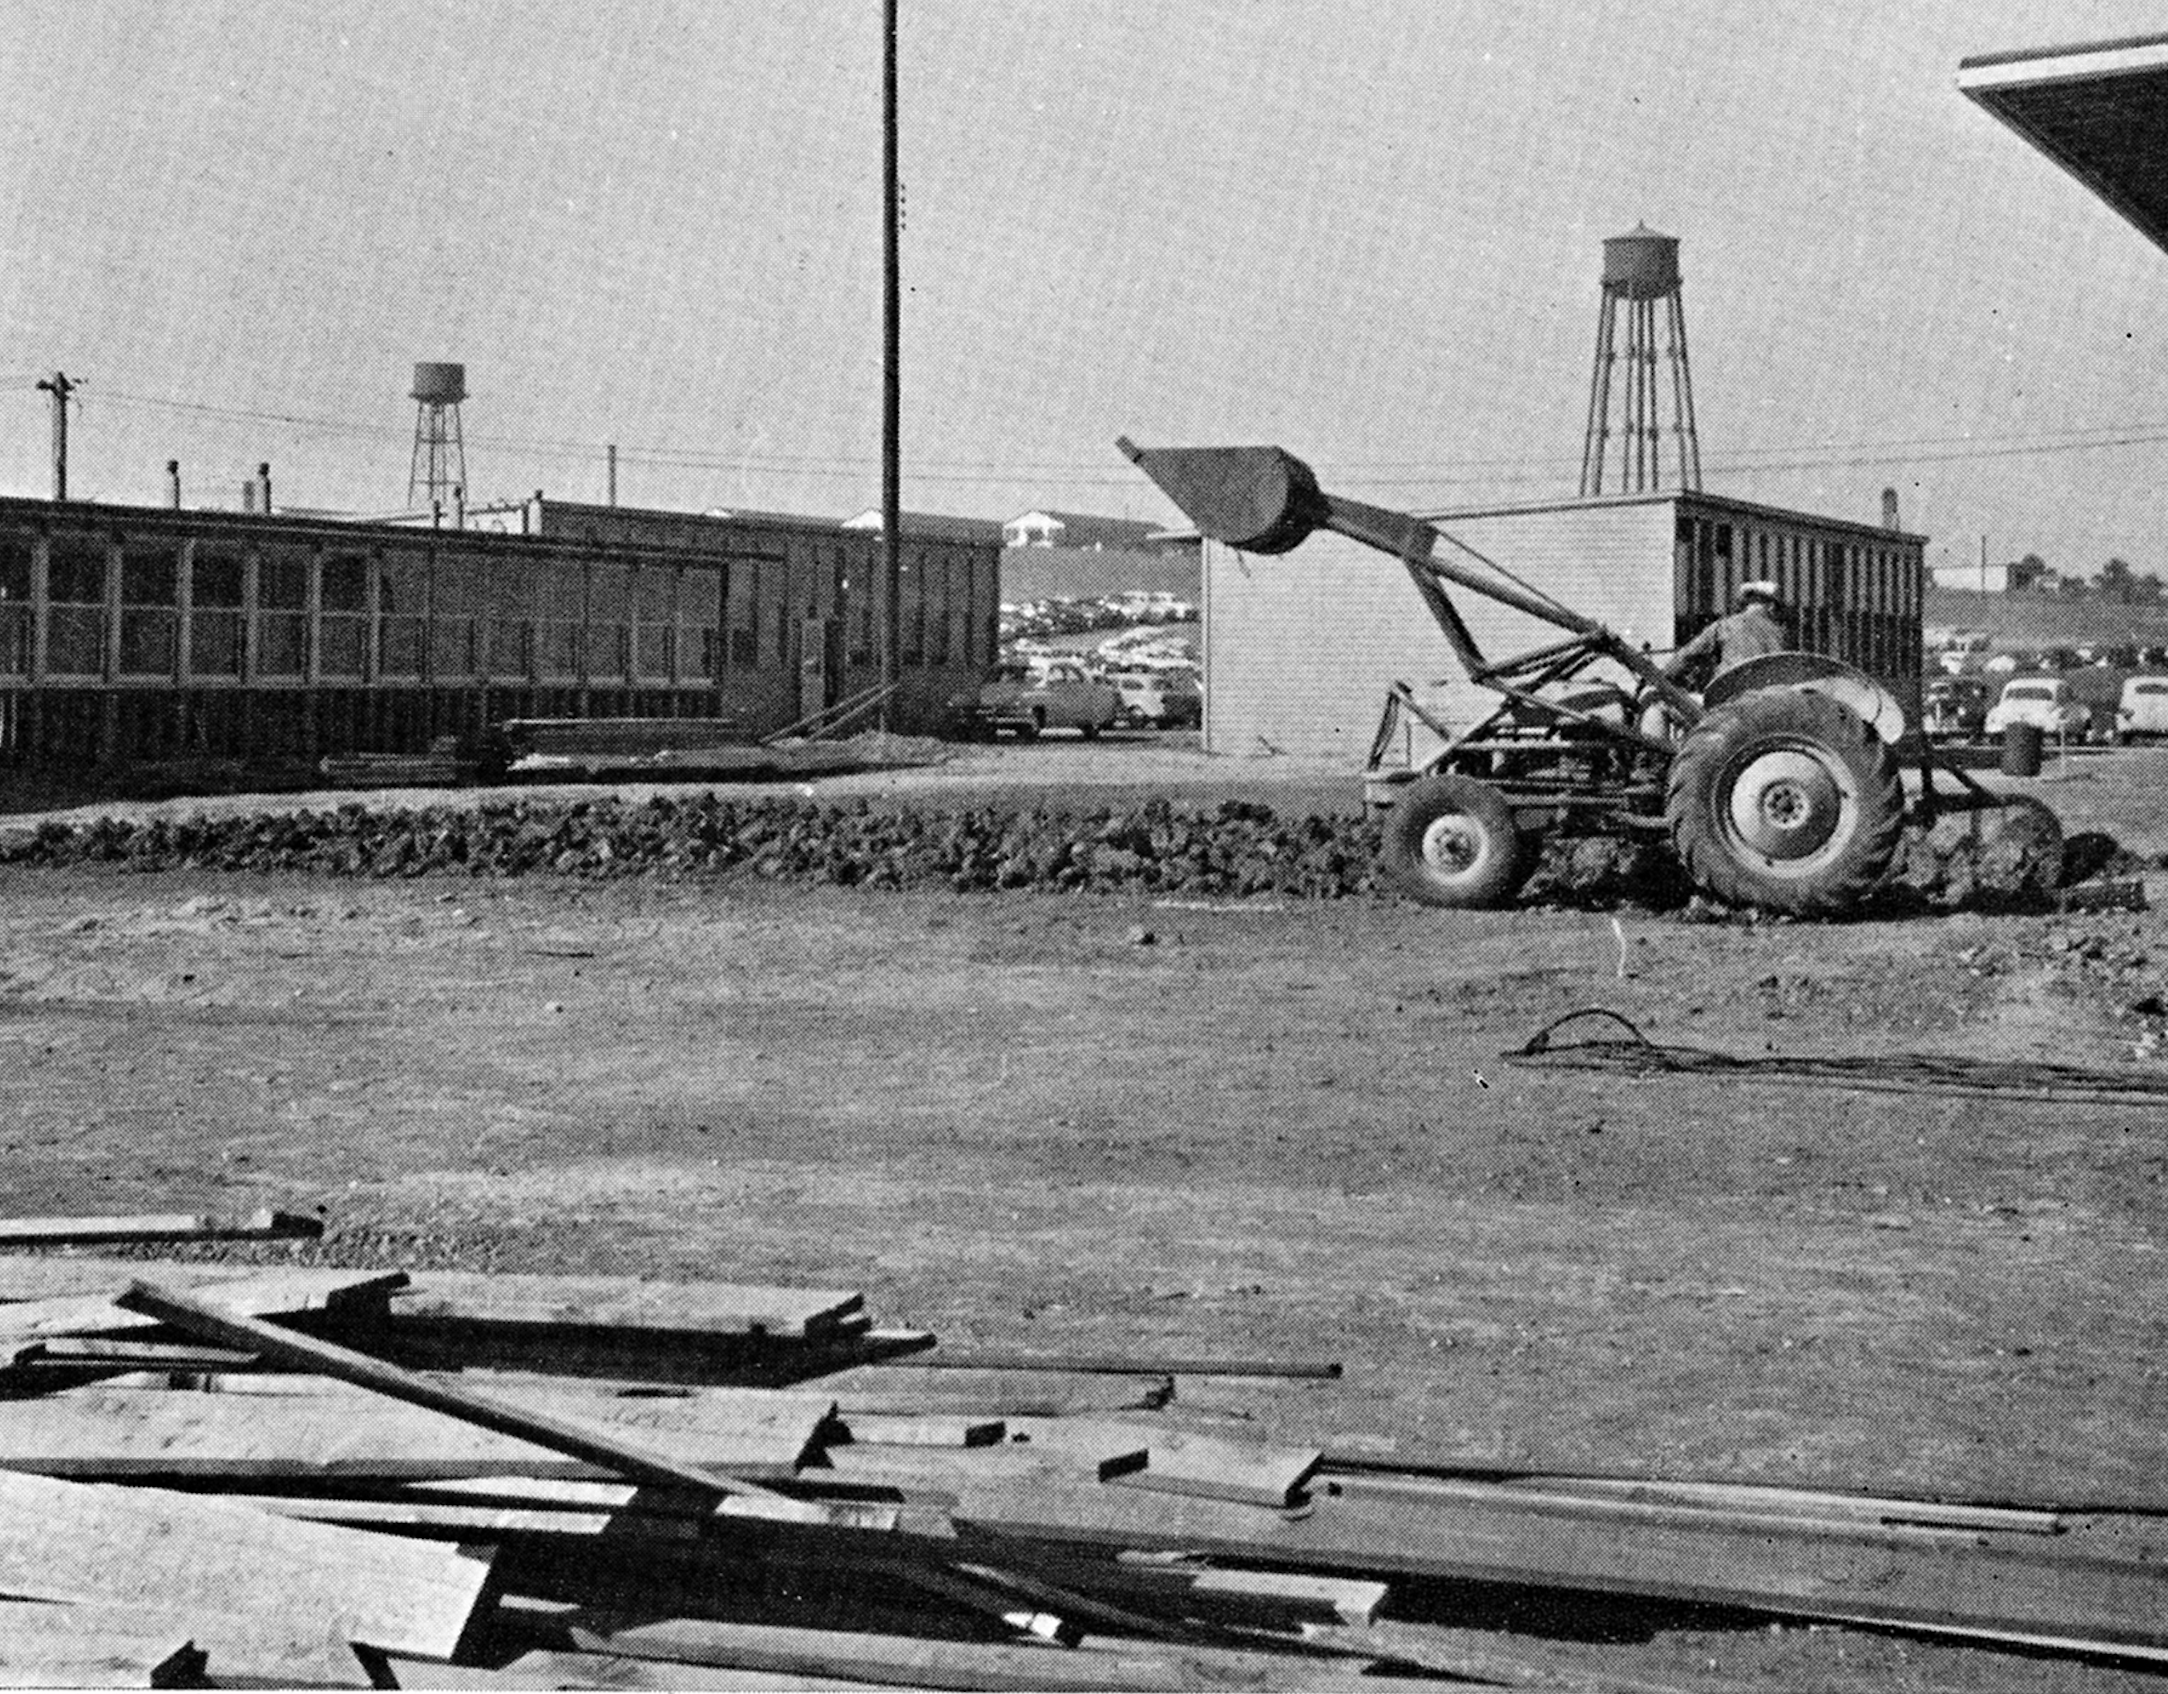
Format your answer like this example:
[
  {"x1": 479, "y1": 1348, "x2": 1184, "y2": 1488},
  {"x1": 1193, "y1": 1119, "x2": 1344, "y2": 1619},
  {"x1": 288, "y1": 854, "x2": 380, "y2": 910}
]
[{"x1": 3, "y1": 2, "x2": 2167, "y2": 577}]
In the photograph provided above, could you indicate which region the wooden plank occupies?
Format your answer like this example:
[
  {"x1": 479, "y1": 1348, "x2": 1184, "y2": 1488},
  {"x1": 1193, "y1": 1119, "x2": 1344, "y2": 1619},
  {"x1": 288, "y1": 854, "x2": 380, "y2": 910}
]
[
  {"x1": 806, "y1": 1449, "x2": 2168, "y2": 1654},
  {"x1": 0, "y1": 1206, "x2": 321, "y2": 1246},
  {"x1": 0, "y1": 1267, "x2": 407, "y2": 1347},
  {"x1": 905, "y1": 1349, "x2": 1341, "y2": 1379},
  {"x1": 840, "y1": 1413, "x2": 1004, "y2": 1448},
  {"x1": 1116, "y1": 1428, "x2": 1321, "y2": 1509},
  {"x1": 383, "y1": 1271, "x2": 865, "y2": 1339},
  {"x1": 0, "y1": 1601, "x2": 204, "y2": 1689},
  {"x1": 824, "y1": 1369, "x2": 1175, "y2": 1419},
  {"x1": 209, "y1": 1492, "x2": 705, "y2": 1544},
  {"x1": 0, "y1": 1469, "x2": 493, "y2": 1663},
  {"x1": 1188, "y1": 1568, "x2": 1388, "y2": 1626},
  {"x1": 566, "y1": 1618, "x2": 1393, "y2": 1693},
  {"x1": 118, "y1": 1279, "x2": 862, "y2": 1527},
  {"x1": 997, "y1": 1419, "x2": 1148, "y2": 1481},
  {"x1": 0, "y1": 1384, "x2": 835, "y2": 1481},
  {"x1": 498, "y1": 1650, "x2": 895, "y2": 1691}
]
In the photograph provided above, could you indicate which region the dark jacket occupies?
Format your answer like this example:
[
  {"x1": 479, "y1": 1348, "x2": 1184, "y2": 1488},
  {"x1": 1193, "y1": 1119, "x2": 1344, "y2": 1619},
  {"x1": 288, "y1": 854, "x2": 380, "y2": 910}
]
[{"x1": 1666, "y1": 603, "x2": 1786, "y2": 683}]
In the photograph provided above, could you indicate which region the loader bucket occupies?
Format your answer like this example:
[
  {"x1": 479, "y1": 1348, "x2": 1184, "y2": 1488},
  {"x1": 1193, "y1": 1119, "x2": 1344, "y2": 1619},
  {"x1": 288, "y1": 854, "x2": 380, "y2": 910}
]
[{"x1": 1116, "y1": 438, "x2": 1331, "y2": 555}]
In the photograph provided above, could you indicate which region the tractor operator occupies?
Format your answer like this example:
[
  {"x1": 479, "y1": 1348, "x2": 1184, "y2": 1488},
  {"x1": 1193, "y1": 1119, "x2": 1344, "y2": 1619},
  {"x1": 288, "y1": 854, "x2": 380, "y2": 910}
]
[{"x1": 1664, "y1": 579, "x2": 1787, "y2": 686}]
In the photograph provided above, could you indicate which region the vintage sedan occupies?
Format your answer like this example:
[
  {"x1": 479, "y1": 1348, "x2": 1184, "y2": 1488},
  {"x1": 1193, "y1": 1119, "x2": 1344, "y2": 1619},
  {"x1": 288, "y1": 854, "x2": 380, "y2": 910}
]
[
  {"x1": 1983, "y1": 675, "x2": 2092, "y2": 741},
  {"x1": 1107, "y1": 667, "x2": 1203, "y2": 729},
  {"x1": 2115, "y1": 675, "x2": 2168, "y2": 743},
  {"x1": 952, "y1": 659, "x2": 1120, "y2": 739},
  {"x1": 1921, "y1": 675, "x2": 1991, "y2": 741}
]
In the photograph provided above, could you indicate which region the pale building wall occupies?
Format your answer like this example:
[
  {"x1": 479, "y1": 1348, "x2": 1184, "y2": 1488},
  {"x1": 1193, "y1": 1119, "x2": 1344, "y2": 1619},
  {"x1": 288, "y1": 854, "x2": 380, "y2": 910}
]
[{"x1": 1202, "y1": 499, "x2": 1676, "y2": 761}]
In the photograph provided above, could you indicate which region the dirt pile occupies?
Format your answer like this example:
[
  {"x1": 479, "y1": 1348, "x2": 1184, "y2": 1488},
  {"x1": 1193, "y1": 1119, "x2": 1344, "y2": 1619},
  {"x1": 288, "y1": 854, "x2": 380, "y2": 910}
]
[
  {"x1": 0, "y1": 796, "x2": 1385, "y2": 900},
  {"x1": 0, "y1": 793, "x2": 2087, "y2": 911}
]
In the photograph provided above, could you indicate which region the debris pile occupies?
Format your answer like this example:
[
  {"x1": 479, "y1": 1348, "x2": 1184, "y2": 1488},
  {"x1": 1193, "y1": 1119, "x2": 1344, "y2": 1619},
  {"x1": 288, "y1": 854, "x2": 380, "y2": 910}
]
[
  {"x1": 0, "y1": 1210, "x2": 2162, "y2": 1686},
  {"x1": 0, "y1": 793, "x2": 2095, "y2": 911}
]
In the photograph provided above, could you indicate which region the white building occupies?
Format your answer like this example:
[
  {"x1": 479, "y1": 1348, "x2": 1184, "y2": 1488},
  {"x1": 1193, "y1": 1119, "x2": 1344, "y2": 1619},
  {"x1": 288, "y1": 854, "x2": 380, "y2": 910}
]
[{"x1": 1200, "y1": 490, "x2": 1924, "y2": 761}]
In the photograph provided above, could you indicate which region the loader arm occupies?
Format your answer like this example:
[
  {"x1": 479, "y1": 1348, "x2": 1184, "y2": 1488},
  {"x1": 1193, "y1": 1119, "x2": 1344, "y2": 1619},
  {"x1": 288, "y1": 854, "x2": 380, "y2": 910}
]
[{"x1": 1115, "y1": 439, "x2": 1700, "y2": 727}]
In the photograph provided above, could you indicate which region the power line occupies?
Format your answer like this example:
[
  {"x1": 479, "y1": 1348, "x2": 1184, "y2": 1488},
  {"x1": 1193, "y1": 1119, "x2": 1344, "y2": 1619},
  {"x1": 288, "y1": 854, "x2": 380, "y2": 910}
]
[{"x1": 73, "y1": 383, "x2": 2168, "y2": 490}]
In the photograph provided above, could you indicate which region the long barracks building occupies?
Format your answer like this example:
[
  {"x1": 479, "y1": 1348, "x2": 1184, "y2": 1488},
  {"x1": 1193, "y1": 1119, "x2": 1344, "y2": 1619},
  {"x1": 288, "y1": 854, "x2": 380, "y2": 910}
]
[{"x1": 0, "y1": 493, "x2": 1002, "y2": 766}]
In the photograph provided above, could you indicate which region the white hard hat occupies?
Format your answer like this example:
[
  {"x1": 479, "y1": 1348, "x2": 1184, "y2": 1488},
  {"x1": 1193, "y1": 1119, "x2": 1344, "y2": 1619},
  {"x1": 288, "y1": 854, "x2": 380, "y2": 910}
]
[{"x1": 1738, "y1": 579, "x2": 1779, "y2": 604}]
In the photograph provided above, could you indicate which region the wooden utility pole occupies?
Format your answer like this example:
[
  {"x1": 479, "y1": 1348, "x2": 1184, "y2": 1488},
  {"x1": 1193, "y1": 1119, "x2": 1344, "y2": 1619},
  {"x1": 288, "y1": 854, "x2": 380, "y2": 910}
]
[
  {"x1": 35, "y1": 371, "x2": 75, "y2": 501},
  {"x1": 880, "y1": 0, "x2": 901, "y2": 729}
]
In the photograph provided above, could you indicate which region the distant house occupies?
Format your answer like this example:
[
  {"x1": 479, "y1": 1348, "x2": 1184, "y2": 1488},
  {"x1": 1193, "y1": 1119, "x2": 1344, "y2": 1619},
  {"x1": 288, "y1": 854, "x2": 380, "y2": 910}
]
[
  {"x1": 1929, "y1": 556, "x2": 2051, "y2": 593},
  {"x1": 1002, "y1": 509, "x2": 1172, "y2": 551}
]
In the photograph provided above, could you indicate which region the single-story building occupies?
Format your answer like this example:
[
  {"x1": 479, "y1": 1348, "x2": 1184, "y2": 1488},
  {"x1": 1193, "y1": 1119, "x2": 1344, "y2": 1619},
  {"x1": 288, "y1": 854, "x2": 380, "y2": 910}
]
[{"x1": 1200, "y1": 489, "x2": 1924, "y2": 764}]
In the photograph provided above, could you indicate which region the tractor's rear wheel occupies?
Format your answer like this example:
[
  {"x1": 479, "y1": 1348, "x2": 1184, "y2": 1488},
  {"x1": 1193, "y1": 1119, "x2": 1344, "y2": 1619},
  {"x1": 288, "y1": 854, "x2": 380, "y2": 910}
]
[
  {"x1": 1384, "y1": 774, "x2": 1527, "y2": 908},
  {"x1": 1666, "y1": 687, "x2": 1903, "y2": 916}
]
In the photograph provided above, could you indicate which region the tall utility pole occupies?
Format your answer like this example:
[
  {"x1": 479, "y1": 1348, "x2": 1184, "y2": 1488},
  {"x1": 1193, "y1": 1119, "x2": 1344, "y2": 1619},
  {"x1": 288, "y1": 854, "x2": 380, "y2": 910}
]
[
  {"x1": 880, "y1": 0, "x2": 902, "y2": 728},
  {"x1": 35, "y1": 371, "x2": 75, "y2": 501}
]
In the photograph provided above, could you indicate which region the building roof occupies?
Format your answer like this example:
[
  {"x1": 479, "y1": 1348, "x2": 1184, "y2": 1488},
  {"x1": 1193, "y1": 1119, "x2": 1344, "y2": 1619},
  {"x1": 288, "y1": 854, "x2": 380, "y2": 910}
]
[
  {"x1": 1957, "y1": 33, "x2": 2168, "y2": 256},
  {"x1": 842, "y1": 508, "x2": 1007, "y2": 545},
  {"x1": 1004, "y1": 509, "x2": 1166, "y2": 548},
  {"x1": 1419, "y1": 487, "x2": 1926, "y2": 548}
]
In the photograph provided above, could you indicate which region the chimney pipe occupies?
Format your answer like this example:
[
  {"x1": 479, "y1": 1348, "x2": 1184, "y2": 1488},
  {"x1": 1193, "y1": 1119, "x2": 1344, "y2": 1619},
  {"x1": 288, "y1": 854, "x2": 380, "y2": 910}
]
[
  {"x1": 166, "y1": 460, "x2": 181, "y2": 509},
  {"x1": 1881, "y1": 488, "x2": 1899, "y2": 532},
  {"x1": 453, "y1": 484, "x2": 465, "y2": 529},
  {"x1": 256, "y1": 462, "x2": 272, "y2": 514},
  {"x1": 241, "y1": 480, "x2": 256, "y2": 514}
]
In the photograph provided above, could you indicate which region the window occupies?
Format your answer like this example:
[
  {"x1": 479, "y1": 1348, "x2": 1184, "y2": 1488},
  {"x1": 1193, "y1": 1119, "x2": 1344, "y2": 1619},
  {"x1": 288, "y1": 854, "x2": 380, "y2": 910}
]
[
  {"x1": 483, "y1": 557, "x2": 538, "y2": 678},
  {"x1": 190, "y1": 551, "x2": 244, "y2": 679},
  {"x1": 588, "y1": 561, "x2": 630, "y2": 679},
  {"x1": 901, "y1": 552, "x2": 925, "y2": 665},
  {"x1": 47, "y1": 535, "x2": 107, "y2": 676},
  {"x1": 256, "y1": 551, "x2": 309, "y2": 677},
  {"x1": 681, "y1": 563, "x2": 720, "y2": 681},
  {"x1": 726, "y1": 556, "x2": 768, "y2": 667},
  {"x1": 118, "y1": 542, "x2": 181, "y2": 677},
  {"x1": 633, "y1": 566, "x2": 675, "y2": 680},
  {"x1": 320, "y1": 552, "x2": 369, "y2": 679},
  {"x1": 847, "y1": 558, "x2": 873, "y2": 665},
  {"x1": 379, "y1": 552, "x2": 427, "y2": 678},
  {"x1": 536, "y1": 562, "x2": 584, "y2": 679},
  {"x1": 431, "y1": 553, "x2": 483, "y2": 678},
  {"x1": 0, "y1": 537, "x2": 28, "y2": 674},
  {"x1": 928, "y1": 553, "x2": 951, "y2": 665}
]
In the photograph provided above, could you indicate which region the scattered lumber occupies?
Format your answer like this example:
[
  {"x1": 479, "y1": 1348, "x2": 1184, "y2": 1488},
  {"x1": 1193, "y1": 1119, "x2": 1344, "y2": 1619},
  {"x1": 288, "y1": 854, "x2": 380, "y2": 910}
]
[
  {"x1": 0, "y1": 1383, "x2": 836, "y2": 1482},
  {"x1": 0, "y1": 1470, "x2": 493, "y2": 1670},
  {"x1": 0, "y1": 1249, "x2": 2148, "y2": 1683},
  {"x1": 807, "y1": 1449, "x2": 2168, "y2": 1658},
  {"x1": 0, "y1": 1206, "x2": 322, "y2": 1247},
  {"x1": 0, "y1": 1601, "x2": 206, "y2": 1690},
  {"x1": 117, "y1": 1280, "x2": 854, "y2": 1526}
]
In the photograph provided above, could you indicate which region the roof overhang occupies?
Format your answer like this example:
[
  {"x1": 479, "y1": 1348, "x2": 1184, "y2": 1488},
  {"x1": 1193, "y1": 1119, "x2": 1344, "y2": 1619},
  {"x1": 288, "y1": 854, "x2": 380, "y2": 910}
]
[{"x1": 1958, "y1": 33, "x2": 2168, "y2": 256}]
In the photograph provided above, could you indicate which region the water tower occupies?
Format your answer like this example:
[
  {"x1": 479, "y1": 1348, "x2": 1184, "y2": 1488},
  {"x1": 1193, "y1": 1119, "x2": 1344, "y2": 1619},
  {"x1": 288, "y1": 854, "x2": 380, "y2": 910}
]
[
  {"x1": 1578, "y1": 225, "x2": 1702, "y2": 496},
  {"x1": 407, "y1": 362, "x2": 469, "y2": 509}
]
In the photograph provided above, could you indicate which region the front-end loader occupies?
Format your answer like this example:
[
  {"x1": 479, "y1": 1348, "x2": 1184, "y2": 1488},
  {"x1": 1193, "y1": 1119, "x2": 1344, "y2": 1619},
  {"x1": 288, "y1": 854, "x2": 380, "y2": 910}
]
[{"x1": 1118, "y1": 438, "x2": 2056, "y2": 916}]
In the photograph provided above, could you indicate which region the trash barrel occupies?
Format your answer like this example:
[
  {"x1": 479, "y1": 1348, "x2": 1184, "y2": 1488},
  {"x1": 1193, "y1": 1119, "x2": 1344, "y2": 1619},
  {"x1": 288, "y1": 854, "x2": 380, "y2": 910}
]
[{"x1": 2001, "y1": 722, "x2": 2045, "y2": 777}]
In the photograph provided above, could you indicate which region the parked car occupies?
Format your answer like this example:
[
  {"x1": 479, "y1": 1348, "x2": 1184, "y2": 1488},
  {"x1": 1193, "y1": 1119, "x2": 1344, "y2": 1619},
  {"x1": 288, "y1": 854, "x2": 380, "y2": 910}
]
[
  {"x1": 951, "y1": 659, "x2": 1119, "y2": 740},
  {"x1": 1106, "y1": 668, "x2": 1204, "y2": 729},
  {"x1": 1983, "y1": 675, "x2": 2092, "y2": 741},
  {"x1": 1921, "y1": 675, "x2": 1991, "y2": 741},
  {"x1": 2115, "y1": 675, "x2": 2168, "y2": 743}
]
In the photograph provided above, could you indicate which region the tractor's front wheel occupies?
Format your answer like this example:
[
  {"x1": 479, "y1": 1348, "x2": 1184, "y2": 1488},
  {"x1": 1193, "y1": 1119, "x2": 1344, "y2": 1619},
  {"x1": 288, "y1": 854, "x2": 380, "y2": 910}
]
[
  {"x1": 1383, "y1": 774, "x2": 1528, "y2": 908},
  {"x1": 1666, "y1": 686, "x2": 1903, "y2": 916}
]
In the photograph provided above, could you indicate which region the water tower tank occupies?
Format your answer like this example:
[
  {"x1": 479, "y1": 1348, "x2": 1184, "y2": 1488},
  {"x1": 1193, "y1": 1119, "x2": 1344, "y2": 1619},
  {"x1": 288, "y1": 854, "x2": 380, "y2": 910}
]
[
  {"x1": 411, "y1": 362, "x2": 467, "y2": 405},
  {"x1": 1600, "y1": 225, "x2": 1681, "y2": 301}
]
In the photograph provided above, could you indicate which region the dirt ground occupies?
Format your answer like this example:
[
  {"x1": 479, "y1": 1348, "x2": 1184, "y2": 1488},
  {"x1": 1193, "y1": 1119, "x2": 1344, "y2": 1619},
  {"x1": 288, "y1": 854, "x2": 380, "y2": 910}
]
[{"x1": 2, "y1": 738, "x2": 2166, "y2": 1690}]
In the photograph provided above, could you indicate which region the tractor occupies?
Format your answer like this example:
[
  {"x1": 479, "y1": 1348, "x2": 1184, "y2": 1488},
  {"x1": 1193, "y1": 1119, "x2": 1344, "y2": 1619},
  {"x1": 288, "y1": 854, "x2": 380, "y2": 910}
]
[{"x1": 1118, "y1": 438, "x2": 2058, "y2": 915}]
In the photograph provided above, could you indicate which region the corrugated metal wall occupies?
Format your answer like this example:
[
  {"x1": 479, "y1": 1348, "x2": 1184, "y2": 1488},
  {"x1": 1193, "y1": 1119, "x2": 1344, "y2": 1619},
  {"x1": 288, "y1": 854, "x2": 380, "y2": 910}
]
[{"x1": 1203, "y1": 501, "x2": 1674, "y2": 760}]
